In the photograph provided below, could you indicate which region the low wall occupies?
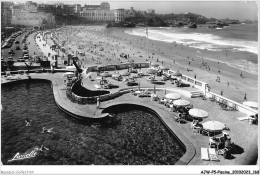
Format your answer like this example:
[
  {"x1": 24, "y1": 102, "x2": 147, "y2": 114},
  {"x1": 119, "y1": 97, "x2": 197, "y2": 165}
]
[{"x1": 86, "y1": 62, "x2": 150, "y2": 73}]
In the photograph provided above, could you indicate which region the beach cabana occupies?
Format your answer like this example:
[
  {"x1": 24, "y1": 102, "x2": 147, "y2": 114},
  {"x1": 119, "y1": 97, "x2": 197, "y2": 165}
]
[
  {"x1": 165, "y1": 93, "x2": 181, "y2": 100},
  {"x1": 173, "y1": 99, "x2": 190, "y2": 106}
]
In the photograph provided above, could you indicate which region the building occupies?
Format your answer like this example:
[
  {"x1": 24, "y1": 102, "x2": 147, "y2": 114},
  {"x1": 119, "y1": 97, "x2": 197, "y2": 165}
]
[
  {"x1": 11, "y1": 1, "x2": 55, "y2": 28},
  {"x1": 114, "y1": 9, "x2": 125, "y2": 22},
  {"x1": 1, "y1": 1, "x2": 13, "y2": 27},
  {"x1": 80, "y1": 2, "x2": 125, "y2": 22},
  {"x1": 73, "y1": 4, "x2": 81, "y2": 14}
]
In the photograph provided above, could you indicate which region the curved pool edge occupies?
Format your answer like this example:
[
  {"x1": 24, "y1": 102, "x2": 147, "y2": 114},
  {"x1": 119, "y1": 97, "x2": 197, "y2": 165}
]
[{"x1": 99, "y1": 101, "x2": 196, "y2": 165}]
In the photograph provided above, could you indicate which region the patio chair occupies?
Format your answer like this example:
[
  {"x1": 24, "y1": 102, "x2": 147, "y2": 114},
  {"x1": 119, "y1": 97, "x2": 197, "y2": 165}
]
[
  {"x1": 201, "y1": 147, "x2": 210, "y2": 161},
  {"x1": 208, "y1": 148, "x2": 220, "y2": 161}
]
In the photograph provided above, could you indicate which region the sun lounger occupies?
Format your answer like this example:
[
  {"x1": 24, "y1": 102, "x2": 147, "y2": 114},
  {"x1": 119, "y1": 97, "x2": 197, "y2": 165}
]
[
  {"x1": 201, "y1": 147, "x2": 210, "y2": 161},
  {"x1": 208, "y1": 148, "x2": 220, "y2": 161}
]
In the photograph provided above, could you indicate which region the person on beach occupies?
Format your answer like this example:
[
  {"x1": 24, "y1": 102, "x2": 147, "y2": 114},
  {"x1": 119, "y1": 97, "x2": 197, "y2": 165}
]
[
  {"x1": 227, "y1": 82, "x2": 229, "y2": 87},
  {"x1": 194, "y1": 75, "x2": 196, "y2": 79},
  {"x1": 25, "y1": 118, "x2": 31, "y2": 126},
  {"x1": 240, "y1": 72, "x2": 243, "y2": 78},
  {"x1": 244, "y1": 94, "x2": 247, "y2": 101},
  {"x1": 220, "y1": 90, "x2": 223, "y2": 96}
]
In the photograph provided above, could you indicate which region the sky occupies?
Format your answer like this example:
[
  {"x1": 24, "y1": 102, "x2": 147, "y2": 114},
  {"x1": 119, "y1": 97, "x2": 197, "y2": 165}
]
[{"x1": 13, "y1": 0, "x2": 258, "y2": 21}]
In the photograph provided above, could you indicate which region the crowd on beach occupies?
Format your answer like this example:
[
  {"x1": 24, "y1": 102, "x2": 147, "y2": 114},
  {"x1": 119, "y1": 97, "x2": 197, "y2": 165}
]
[{"x1": 39, "y1": 25, "x2": 257, "y2": 104}]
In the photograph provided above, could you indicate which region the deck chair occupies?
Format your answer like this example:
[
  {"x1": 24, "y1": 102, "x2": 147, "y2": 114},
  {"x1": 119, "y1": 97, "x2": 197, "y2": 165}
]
[
  {"x1": 208, "y1": 148, "x2": 220, "y2": 161},
  {"x1": 201, "y1": 147, "x2": 210, "y2": 161}
]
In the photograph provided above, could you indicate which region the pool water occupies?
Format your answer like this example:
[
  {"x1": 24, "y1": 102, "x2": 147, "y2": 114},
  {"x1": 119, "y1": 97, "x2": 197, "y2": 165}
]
[{"x1": 1, "y1": 80, "x2": 185, "y2": 165}]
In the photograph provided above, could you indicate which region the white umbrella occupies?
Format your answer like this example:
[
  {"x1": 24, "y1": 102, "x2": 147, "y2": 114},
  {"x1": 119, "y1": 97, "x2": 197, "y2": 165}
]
[
  {"x1": 189, "y1": 108, "x2": 209, "y2": 118},
  {"x1": 173, "y1": 99, "x2": 190, "y2": 106},
  {"x1": 202, "y1": 121, "x2": 225, "y2": 132},
  {"x1": 243, "y1": 101, "x2": 258, "y2": 109},
  {"x1": 165, "y1": 93, "x2": 181, "y2": 100}
]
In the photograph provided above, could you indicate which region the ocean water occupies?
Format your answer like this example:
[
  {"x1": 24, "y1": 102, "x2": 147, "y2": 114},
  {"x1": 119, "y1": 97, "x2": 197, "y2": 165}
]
[
  {"x1": 125, "y1": 24, "x2": 258, "y2": 75},
  {"x1": 1, "y1": 80, "x2": 184, "y2": 165}
]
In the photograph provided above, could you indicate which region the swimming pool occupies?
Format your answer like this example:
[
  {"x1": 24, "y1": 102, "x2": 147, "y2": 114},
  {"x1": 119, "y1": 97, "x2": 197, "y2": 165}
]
[{"x1": 1, "y1": 80, "x2": 185, "y2": 165}]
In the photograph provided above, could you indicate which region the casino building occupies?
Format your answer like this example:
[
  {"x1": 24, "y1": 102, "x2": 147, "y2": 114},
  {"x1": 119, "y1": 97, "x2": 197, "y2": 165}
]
[{"x1": 80, "y1": 2, "x2": 125, "y2": 22}]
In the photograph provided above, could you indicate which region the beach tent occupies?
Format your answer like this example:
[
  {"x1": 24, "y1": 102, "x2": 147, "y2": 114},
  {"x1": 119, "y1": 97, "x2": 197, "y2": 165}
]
[
  {"x1": 189, "y1": 108, "x2": 209, "y2": 118},
  {"x1": 173, "y1": 99, "x2": 190, "y2": 106},
  {"x1": 242, "y1": 101, "x2": 258, "y2": 109},
  {"x1": 202, "y1": 121, "x2": 225, "y2": 132},
  {"x1": 165, "y1": 93, "x2": 181, "y2": 100}
]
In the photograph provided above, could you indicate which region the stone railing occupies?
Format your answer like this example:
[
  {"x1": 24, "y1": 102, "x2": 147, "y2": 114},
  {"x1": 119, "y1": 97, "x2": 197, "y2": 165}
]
[{"x1": 206, "y1": 91, "x2": 258, "y2": 116}]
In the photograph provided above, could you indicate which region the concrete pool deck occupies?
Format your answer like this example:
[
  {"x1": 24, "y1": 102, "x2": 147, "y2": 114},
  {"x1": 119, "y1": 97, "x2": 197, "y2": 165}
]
[{"x1": 1, "y1": 72, "x2": 258, "y2": 165}]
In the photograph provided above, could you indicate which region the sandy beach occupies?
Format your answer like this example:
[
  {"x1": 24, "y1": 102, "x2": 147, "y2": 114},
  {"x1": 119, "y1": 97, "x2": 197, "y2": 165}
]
[{"x1": 53, "y1": 25, "x2": 258, "y2": 104}]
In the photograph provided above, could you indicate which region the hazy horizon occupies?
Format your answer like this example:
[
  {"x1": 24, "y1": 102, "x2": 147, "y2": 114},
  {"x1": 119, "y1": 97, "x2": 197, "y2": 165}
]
[{"x1": 10, "y1": 0, "x2": 259, "y2": 21}]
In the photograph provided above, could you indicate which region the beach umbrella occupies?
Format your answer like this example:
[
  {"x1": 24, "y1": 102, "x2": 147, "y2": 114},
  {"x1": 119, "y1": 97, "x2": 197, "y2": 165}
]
[
  {"x1": 146, "y1": 68, "x2": 158, "y2": 75},
  {"x1": 243, "y1": 101, "x2": 258, "y2": 109},
  {"x1": 173, "y1": 99, "x2": 190, "y2": 106},
  {"x1": 165, "y1": 93, "x2": 181, "y2": 100},
  {"x1": 189, "y1": 108, "x2": 209, "y2": 118},
  {"x1": 202, "y1": 121, "x2": 225, "y2": 132}
]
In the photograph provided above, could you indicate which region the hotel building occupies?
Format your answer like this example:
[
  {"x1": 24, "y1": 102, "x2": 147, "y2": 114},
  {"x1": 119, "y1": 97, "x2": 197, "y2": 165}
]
[{"x1": 80, "y1": 2, "x2": 125, "y2": 22}]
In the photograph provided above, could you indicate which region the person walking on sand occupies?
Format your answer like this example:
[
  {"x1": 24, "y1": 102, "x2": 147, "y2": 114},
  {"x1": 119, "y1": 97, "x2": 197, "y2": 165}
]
[
  {"x1": 194, "y1": 75, "x2": 196, "y2": 79},
  {"x1": 240, "y1": 72, "x2": 243, "y2": 78},
  {"x1": 244, "y1": 94, "x2": 247, "y2": 101},
  {"x1": 220, "y1": 90, "x2": 223, "y2": 96}
]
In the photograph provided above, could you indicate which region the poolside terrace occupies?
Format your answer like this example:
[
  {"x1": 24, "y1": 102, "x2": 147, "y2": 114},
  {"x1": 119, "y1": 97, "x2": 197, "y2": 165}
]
[{"x1": 1, "y1": 70, "x2": 258, "y2": 165}]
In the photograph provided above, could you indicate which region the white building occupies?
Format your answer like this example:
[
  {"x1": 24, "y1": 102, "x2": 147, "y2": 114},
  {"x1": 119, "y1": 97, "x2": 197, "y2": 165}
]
[
  {"x1": 11, "y1": 1, "x2": 55, "y2": 28},
  {"x1": 114, "y1": 8, "x2": 125, "y2": 22},
  {"x1": 80, "y1": 2, "x2": 125, "y2": 22}
]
